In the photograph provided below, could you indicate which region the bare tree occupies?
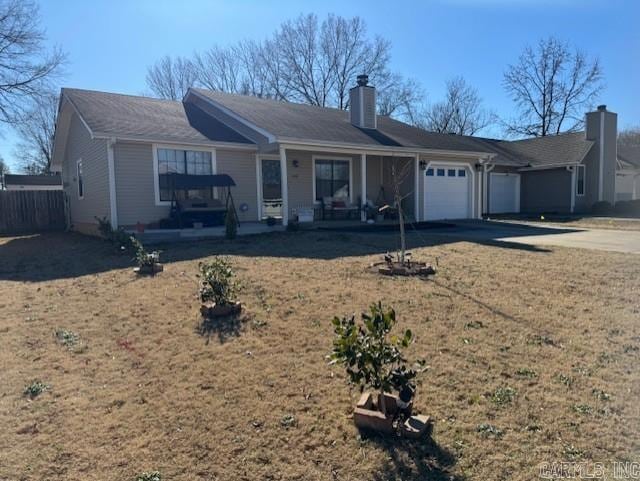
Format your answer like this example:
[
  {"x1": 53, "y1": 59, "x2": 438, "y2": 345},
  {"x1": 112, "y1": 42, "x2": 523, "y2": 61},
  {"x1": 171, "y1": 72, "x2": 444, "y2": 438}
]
[
  {"x1": 376, "y1": 74, "x2": 424, "y2": 123},
  {"x1": 146, "y1": 55, "x2": 198, "y2": 100},
  {"x1": 144, "y1": 13, "x2": 420, "y2": 119},
  {"x1": 322, "y1": 14, "x2": 391, "y2": 109},
  {"x1": 194, "y1": 46, "x2": 242, "y2": 94},
  {"x1": 503, "y1": 37, "x2": 603, "y2": 137},
  {"x1": 0, "y1": 0, "x2": 65, "y2": 124},
  {"x1": 0, "y1": 154, "x2": 9, "y2": 188},
  {"x1": 618, "y1": 126, "x2": 640, "y2": 147},
  {"x1": 418, "y1": 76, "x2": 493, "y2": 135},
  {"x1": 12, "y1": 91, "x2": 57, "y2": 173}
]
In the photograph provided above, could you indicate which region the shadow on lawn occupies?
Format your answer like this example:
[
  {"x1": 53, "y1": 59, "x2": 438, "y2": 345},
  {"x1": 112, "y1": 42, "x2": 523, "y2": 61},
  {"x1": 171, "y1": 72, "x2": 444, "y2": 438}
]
[
  {"x1": 365, "y1": 432, "x2": 464, "y2": 481},
  {"x1": 0, "y1": 220, "x2": 567, "y2": 281},
  {"x1": 196, "y1": 312, "x2": 247, "y2": 344}
]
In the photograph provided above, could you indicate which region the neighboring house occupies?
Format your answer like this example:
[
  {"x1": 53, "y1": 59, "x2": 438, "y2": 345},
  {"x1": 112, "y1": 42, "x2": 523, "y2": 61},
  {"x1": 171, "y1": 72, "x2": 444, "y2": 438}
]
[
  {"x1": 50, "y1": 76, "x2": 629, "y2": 234},
  {"x1": 4, "y1": 174, "x2": 62, "y2": 191},
  {"x1": 616, "y1": 145, "x2": 640, "y2": 201}
]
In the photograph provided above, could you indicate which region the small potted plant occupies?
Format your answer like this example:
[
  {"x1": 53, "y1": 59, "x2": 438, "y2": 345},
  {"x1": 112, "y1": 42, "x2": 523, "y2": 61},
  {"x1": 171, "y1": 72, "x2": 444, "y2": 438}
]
[
  {"x1": 198, "y1": 257, "x2": 241, "y2": 318},
  {"x1": 131, "y1": 237, "x2": 162, "y2": 275},
  {"x1": 329, "y1": 302, "x2": 431, "y2": 438}
]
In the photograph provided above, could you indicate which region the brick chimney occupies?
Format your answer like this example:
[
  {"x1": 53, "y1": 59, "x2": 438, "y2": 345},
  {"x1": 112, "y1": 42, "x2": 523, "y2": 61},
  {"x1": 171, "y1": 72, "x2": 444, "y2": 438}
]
[
  {"x1": 585, "y1": 105, "x2": 617, "y2": 203},
  {"x1": 349, "y1": 74, "x2": 376, "y2": 129}
]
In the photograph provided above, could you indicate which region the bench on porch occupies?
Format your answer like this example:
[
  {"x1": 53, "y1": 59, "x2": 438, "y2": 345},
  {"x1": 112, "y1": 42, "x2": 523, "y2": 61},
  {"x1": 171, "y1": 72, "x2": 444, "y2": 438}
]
[{"x1": 319, "y1": 196, "x2": 361, "y2": 220}]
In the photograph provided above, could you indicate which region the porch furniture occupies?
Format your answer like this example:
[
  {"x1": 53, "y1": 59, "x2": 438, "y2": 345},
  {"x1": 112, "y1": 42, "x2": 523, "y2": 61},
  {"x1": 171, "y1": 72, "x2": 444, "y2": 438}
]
[
  {"x1": 166, "y1": 173, "x2": 240, "y2": 229},
  {"x1": 320, "y1": 196, "x2": 360, "y2": 220}
]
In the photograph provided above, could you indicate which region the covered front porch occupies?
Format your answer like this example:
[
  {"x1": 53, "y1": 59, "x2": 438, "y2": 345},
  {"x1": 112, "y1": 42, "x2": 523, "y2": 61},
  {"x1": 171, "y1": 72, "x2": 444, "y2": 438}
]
[
  {"x1": 258, "y1": 146, "x2": 422, "y2": 227},
  {"x1": 257, "y1": 144, "x2": 485, "y2": 226}
]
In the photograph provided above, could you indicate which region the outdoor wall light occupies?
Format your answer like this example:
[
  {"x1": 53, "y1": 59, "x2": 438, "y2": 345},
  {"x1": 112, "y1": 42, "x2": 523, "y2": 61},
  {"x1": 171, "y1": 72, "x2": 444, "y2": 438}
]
[
  {"x1": 292, "y1": 159, "x2": 299, "y2": 168},
  {"x1": 419, "y1": 160, "x2": 427, "y2": 170}
]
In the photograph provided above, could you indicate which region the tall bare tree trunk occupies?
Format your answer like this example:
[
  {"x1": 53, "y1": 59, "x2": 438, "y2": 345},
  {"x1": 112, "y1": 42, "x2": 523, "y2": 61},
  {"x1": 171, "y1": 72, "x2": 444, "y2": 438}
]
[{"x1": 392, "y1": 162, "x2": 406, "y2": 264}]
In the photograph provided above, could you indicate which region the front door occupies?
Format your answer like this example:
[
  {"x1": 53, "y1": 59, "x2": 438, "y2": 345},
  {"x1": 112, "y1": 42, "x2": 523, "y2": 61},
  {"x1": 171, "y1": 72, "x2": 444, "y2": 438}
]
[{"x1": 261, "y1": 158, "x2": 282, "y2": 219}]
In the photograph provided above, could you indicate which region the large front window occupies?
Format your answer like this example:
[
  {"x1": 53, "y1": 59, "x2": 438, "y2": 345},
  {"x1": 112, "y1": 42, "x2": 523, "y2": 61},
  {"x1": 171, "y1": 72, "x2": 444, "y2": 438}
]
[
  {"x1": 158, "y1": 148, "x2": 213, "y2": 201},
  {"x1": 315, "y1": 159, "x2": 350, "y2": 201}
]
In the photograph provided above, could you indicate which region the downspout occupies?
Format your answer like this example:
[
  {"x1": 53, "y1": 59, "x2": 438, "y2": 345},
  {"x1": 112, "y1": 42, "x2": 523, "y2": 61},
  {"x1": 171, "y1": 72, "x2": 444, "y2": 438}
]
[
  {"x1": 566, "y1": 165, "x2": 575, "y2": 213},
  {"x1": 107, "y1": 137, "x2": 118, "y2": 228}
]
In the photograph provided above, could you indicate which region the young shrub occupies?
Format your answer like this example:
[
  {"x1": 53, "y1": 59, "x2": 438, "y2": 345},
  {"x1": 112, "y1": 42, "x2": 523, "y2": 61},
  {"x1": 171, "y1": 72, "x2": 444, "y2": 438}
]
[
  {"x1": 225, "y1": 208, "x2": 238, "y2": 240},
  {"x1": 95, "y1": 216, "x2": 134, "y2": 251},
  {"x1": 23, "y1": 380, "x2": 49, "y2": 399},
  {"x1": 135, "y1": 472, "x2": 161, "y2": 481},
  {"x1": 329, "y1": 302, "x2": 424, "y2": 414},
  {"x1": 130, "y1": 236, "x2": 159, "y2": 269},
  {"x1": 198, "y1": 257, "x2": 239, "y2": 306}
]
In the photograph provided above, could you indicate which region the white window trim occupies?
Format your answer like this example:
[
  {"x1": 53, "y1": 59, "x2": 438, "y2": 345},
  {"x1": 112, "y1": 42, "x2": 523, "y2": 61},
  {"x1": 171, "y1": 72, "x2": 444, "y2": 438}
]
[
  {"x1": 76, "y1": 158, "x2": 84, "y2": 200},
  {"x1": 576, "y1": 164, "x2": 586, "y2": 197},
  {"x1": 311, "y1": 155, "x2": 354, "y2": 204},
  {"x1": 256, "y1": 154, "x2": 281, "y2": 221},
  {"x1": 153, "y1": 143, "x2": 217, "y2": 206}
]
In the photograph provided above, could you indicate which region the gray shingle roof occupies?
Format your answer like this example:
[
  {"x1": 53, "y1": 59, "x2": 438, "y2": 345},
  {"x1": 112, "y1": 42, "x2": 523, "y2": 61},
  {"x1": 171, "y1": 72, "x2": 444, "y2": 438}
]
[
  {"x1": 62, "y1": 88, "x2": 253, "y2": 145},
  {"x1": 618, "y1": 145, "x2": 640, "y2": 168},
  {"x1": 5, "y1": 174, "x2": 62, "y2": 186},
  {"x1": 193, "y1": 88, "x2": 493, "y2": 154},
  {"x1": 62, "y1": 87, "x2": 597, "y2": 168}
]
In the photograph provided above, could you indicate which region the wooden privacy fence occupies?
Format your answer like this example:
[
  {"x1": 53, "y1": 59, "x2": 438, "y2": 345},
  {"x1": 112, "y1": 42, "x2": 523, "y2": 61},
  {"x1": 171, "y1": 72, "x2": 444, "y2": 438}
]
[{"x1": 0, "y1": 190, "x2": 66, "y2": 234}]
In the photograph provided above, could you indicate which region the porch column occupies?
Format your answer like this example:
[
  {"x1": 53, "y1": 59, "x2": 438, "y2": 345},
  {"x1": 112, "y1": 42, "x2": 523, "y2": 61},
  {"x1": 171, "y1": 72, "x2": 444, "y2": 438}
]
[
  {"x1": 361, "y1": 153, "x2": 367, "y2": 222},
  {"x1": 414, "y1": 154, "x2": 420, "y2": 222},
  {"x1": 279, "y1": 145, "x2": 289, "y2": 226}
]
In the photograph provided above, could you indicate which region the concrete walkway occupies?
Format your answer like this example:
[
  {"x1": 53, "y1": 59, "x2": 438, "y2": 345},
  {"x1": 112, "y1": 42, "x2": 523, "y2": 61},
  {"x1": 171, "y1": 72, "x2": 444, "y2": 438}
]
[{"x1": 449, "y1": 220, "x2": 640, "y2": 254}]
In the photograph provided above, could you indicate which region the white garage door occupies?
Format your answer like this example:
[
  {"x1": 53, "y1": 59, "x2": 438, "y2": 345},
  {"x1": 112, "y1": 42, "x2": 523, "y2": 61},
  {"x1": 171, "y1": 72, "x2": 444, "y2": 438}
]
[
  {"x1": 489, "y1": 173, "x2": 520, "y2": 214},
  {"x1": 424, "y1": 165, "x2": 471, "y2": 220}
]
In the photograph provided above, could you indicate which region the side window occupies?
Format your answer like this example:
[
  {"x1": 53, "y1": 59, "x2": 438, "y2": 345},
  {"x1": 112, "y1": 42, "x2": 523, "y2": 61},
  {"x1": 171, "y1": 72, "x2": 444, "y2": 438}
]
[
  {"x1": 576, "y1": 165, "x2": 585, "y2": 196},
  {"x1": 77, "y1": 159, "x2": 84, "y2": 199}
]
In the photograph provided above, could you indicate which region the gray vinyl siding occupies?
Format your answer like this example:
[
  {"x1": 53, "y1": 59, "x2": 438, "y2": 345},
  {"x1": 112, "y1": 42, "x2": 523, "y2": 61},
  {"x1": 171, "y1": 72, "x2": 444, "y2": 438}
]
[
  {"x1": 381, "y1": 157, "x2": 415, "y2": 219},
  {"x1": 575, "y1": 147, "x2": 598, "y2": 213},
  {"x1": 62, "y1": 112, "x2": 110, "y2": 228},
  {"x1": 115, "y1": 142, "x2": 258, "y2": 227},
  {"x1": 216, "y1": 150, "x2": 259, "y2": 222},
  {"x1": 114, "y1": 142, "x2": 166, "y2": 226},
  {"x1": 520, "y1": 168, "x2": 572, "y2": 213}
]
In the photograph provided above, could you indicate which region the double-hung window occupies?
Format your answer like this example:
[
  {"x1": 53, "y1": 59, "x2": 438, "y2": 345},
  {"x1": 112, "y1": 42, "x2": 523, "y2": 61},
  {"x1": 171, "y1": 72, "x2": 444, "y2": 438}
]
[
  {"x1": 576, "y1": 165, "x2": 585, "y2": 196},
  {"x1": 315, "y1": 159, "x2": 350, "y2": 201},
  {"x1": 157, "y1": 148, "x2": 214, "y2": 201}
]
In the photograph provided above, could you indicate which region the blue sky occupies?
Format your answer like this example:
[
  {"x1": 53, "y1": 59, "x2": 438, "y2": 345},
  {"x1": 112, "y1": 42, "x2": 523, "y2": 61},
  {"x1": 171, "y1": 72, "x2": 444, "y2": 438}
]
[{"x1": 2, "y1": 0, "x2": 639, "y2": 170}]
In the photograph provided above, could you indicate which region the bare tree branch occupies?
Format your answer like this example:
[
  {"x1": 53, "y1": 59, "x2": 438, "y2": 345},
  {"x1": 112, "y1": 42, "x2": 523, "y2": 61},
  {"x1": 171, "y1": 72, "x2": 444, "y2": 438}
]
[
  {"x1": 415, "y1": 76, "x2": 494, "y2": 135},
  {"x1": 12, "y1": 90, "x2": 57, "y2": 173},
  {"x1": 0, "y1": 0, "x2": 65, "y2": 124},
  {"x1": 146, "y1": 55, "x2": 198, "y2": 100},
  {"x1": 503, "y1": 37, "x2": 604, "y2": 137}
]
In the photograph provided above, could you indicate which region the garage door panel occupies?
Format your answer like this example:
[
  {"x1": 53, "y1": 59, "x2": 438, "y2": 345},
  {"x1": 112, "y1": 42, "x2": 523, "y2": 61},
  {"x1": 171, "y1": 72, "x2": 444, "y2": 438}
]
[
  {"x1": 424, "y1": 165, "x2": 471, "y2": 220},
  {"x1": 490, "y1": 173, "x2": 519, "y2": 214}
]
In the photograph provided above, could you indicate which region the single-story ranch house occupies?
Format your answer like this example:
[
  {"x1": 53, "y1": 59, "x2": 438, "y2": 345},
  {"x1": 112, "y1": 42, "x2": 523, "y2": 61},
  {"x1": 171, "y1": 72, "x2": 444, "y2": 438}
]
[{"x1": 50, "y1": 75, "x2": 638, "y2": 234}]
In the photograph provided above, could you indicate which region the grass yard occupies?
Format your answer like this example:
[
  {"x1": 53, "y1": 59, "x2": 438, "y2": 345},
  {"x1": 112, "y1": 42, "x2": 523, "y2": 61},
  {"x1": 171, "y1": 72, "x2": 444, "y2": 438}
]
[{"x1": 0, "y1": 230, "x2": 638, "y2": 480}]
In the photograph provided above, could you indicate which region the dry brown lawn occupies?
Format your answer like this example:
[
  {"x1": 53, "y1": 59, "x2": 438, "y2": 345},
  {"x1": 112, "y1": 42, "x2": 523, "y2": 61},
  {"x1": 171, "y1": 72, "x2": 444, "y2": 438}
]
[{"x1": 0, "y1": 230, "x2": 638, "y2": 481}]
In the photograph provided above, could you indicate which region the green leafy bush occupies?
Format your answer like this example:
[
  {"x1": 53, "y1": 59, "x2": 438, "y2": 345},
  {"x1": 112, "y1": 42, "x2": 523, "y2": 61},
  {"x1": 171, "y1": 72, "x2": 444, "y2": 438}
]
[
  {"x1": 24, "y1": 380, "x2": 49, "y2": 399},
  {"x1": 135, "y1": 472, "x2": 161, "y2": 481},
  {"x1": 130, "y1": 236, "x2": 159, "y2": 268},
  {"x1": 491, "y1": 386, "x2": 517, "y2": 406},
  {"x1": 198, "y1": 257, "x2": 239, "y2": 306},
  {"x1": 329, "y1": 302, "x2": 424, "y2": 412},
  {"x1": 95, "y1": 216, "x2": 134, "y2": 251}
]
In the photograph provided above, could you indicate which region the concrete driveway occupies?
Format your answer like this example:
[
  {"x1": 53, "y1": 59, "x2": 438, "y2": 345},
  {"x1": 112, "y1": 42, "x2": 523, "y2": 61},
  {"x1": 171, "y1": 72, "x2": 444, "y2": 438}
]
[{"x1": 433, "y1": 220, "x2": 640, "y2": 254}]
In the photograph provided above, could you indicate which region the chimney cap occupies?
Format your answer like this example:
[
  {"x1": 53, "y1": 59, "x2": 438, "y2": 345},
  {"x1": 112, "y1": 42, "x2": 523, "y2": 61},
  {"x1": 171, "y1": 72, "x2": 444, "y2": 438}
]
[
  {"x1": 356, "y1": 74, "x2": 369, "y2": 87},
  {"x1": 597, "y1": 104, "x2": 607, "y2": 111}
]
